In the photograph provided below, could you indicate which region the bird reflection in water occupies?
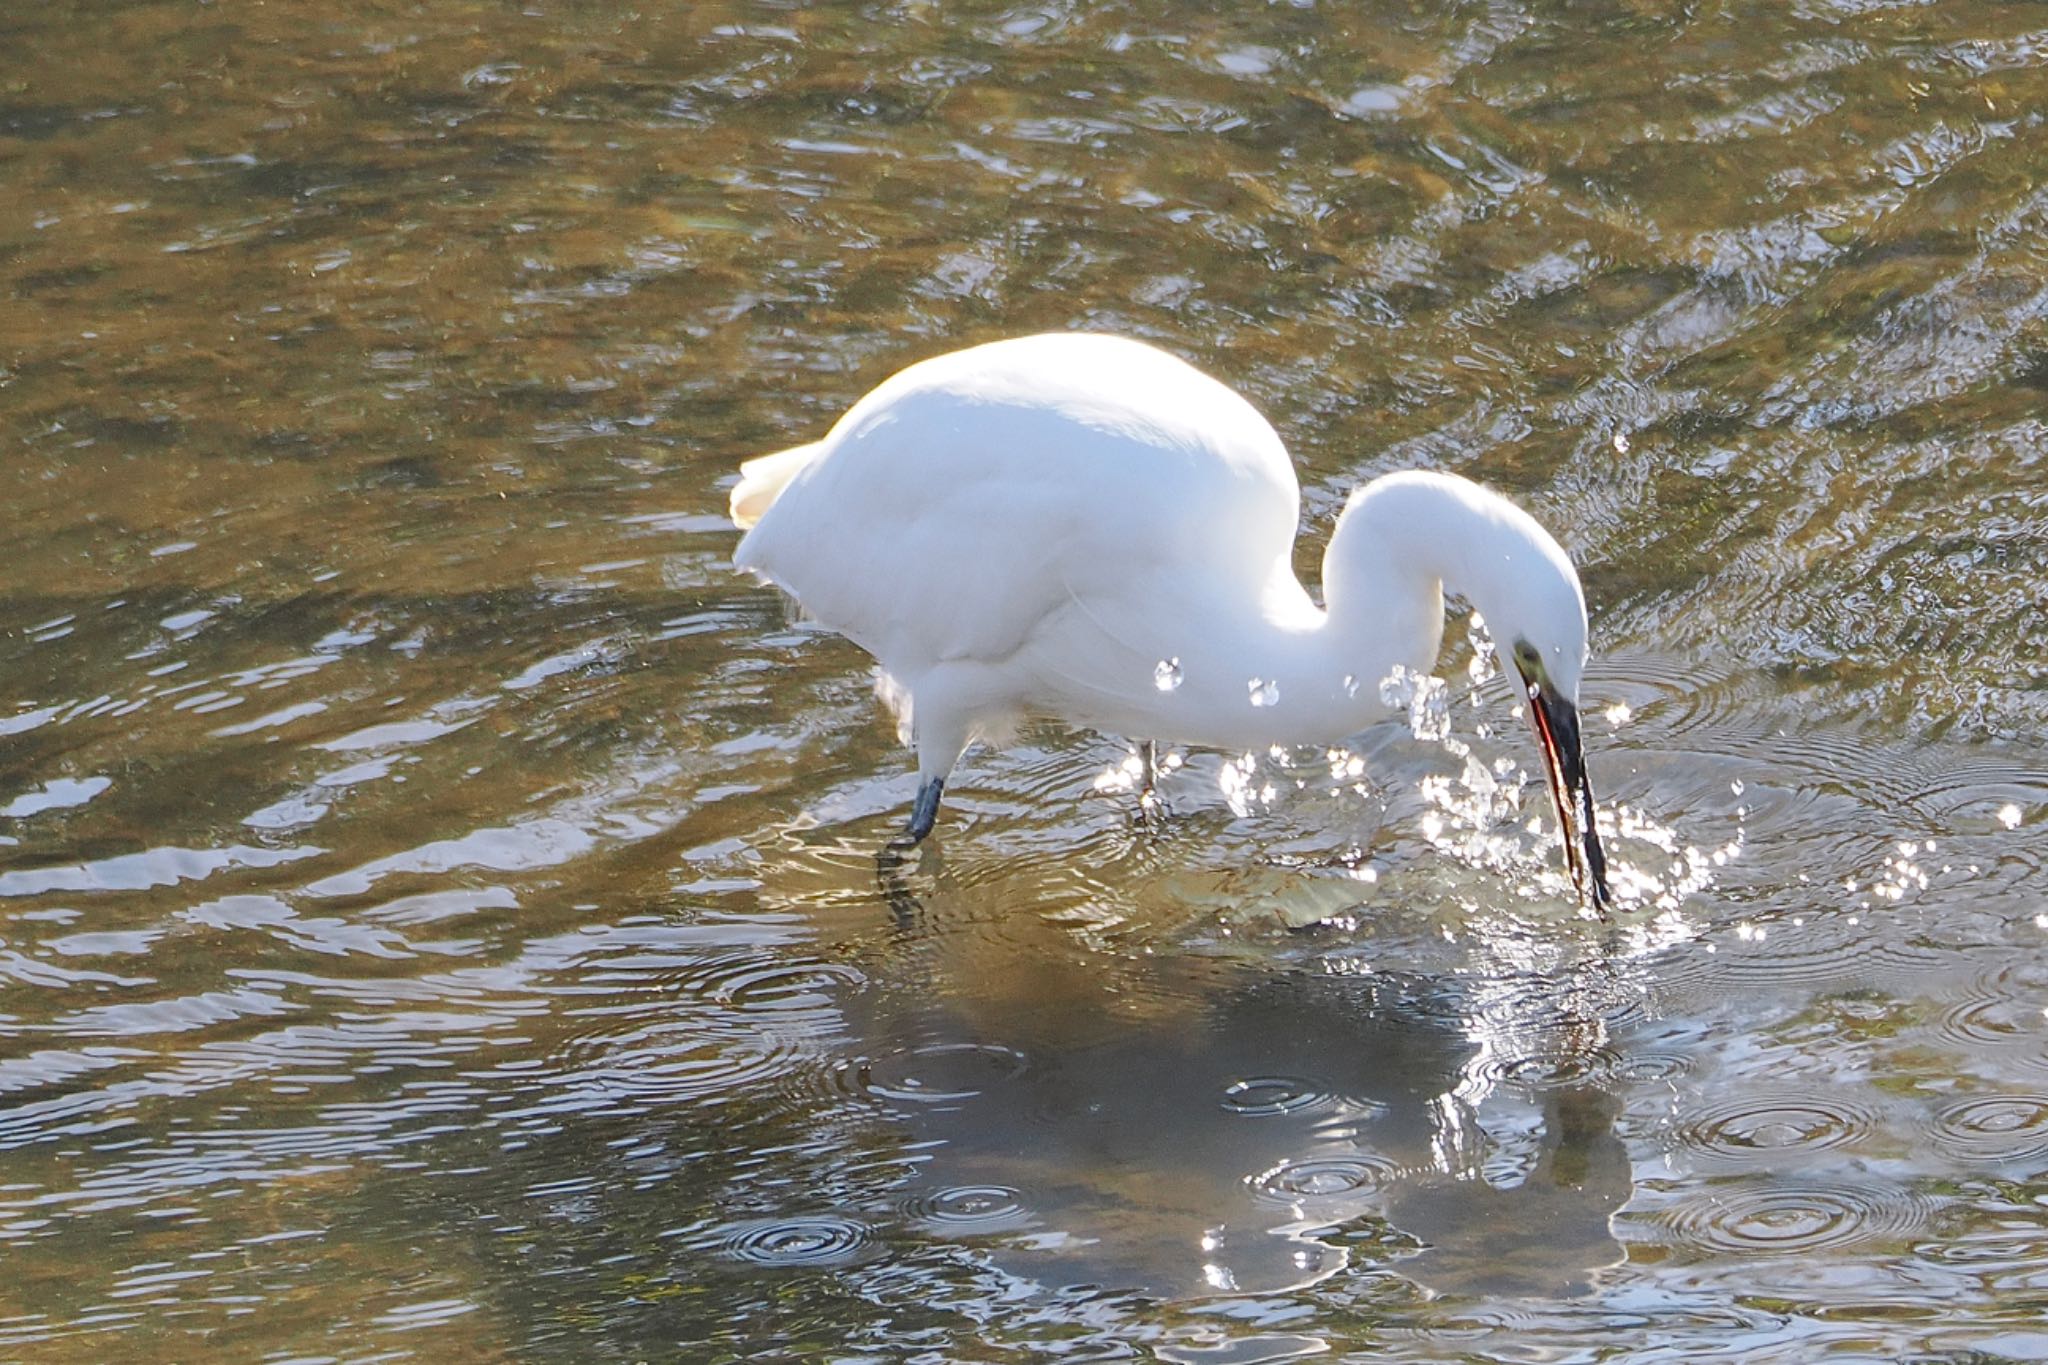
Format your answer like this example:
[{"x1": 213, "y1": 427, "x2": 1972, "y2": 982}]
[{"x1": 858, "y1": 875, "x2": 1634, "y2": 1299}]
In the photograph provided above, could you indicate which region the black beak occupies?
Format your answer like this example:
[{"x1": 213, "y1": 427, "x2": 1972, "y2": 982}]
[{"x1": 1519, "y1": 671, "x2": 1613, "y2": 917}]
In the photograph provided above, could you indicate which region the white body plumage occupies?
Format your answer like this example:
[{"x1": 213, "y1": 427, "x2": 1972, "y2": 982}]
[{"x1": 730, "y1": 332, "x2": 1610, "y2": 905}]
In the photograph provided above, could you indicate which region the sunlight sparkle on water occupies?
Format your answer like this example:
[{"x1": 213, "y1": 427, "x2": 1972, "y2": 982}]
[
  {"x1": 1219, "y1": 751, "x2": 1278, "y2": 817},
  {"x1": 1203, "y1": 660, "x2": 1736, "y2": 919},
  {"x1": 1870, "y1": 845, "x2": 1931, "y2": 902},
  {"x1": 1094, "y1": 750, "x2": 1146, "y2": 793},
  {"x1": 1400, "y1": 673, "x2": 1741, "y2": 916},
  {"x1": 1155, "y1": 657, "x2": 1183, "y2": 692}
]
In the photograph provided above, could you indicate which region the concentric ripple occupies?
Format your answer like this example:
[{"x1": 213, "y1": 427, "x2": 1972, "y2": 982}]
[
  {"x1": 1612, "y1": 1051, "x2": 1695, "y2": 1085},
  {"x1": 1475, "y1": 1044, "x2": 1621, "y2": 1089},
  {"x1": 1652, "y1": 1179, "x2": 1936, "y2": 1257},
  {"x1": 1671, "y1": 1091, "x2": 1879, "y2": 1166},
  {"x1": 1219, "y1": 1075, "x2": 1334, "y2": 1117},
  {"x1": 1247, "y1": 1154, "x2": 1402, "y2": 1209},
  {"x1": 1930, "y1": 1094, "x2": 2048, "y2": 1165},
  {"x1": 901, "y1": 1184, "x2": 1031, "y2": 1233},
  {"x1": 717, "y1": 1215, "x2": 874, "y2": 1267},
  {"x1": 691, "y1": 957, "x2": 867, "y2": 1011},
  {"x1": 1935, "y1": 965, "x2": 2048, "y2": 1059}
]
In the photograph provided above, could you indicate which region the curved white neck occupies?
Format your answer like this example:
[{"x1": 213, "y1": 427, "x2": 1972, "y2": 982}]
[
  {"x1": 1046, "y1": 471, "x2": 1570, "y2": 754},
  {"x1": 1128, "y1": 480, "x2": 1472, "y2": 751}
]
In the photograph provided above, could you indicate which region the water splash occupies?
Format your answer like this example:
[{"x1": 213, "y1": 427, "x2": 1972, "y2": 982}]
[
  {"x1": 1379, "y1": 665, "x2": 1450, "y2": 741},
  {"x1": 1378, "y1": 664, "x2": 1416, "y2": 710},
  {"x1": 1248, "y1": 677, "x2": 1279, "y2": 708},
  {"x1": 1393, "y1": 672, "x2": 1742, "y2": 915},
  {"x1": 1154, "y1": 657, "x2": 1183, "y2": 692},
  {"x1": 1465, "y1": 610, "x2": 1496, "y2": 691}
]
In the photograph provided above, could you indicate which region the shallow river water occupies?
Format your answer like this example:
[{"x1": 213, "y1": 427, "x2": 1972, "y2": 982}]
[{"x1": 4, "y1": 0, "x2": 2048, "y2": 1359}]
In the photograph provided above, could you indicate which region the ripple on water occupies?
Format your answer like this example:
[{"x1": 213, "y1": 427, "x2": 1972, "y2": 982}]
[
  {"x1": 1354, "y1": 965, "x2": 1650, "y2": 1041},
  {"x1": 716, "y1": 1215, "x2": 874, "y2": 1267},
  {"x1": 830, "y1": 1041, "x2": 1031, "y2": 1108},
  {"x1": 1670, "y1": 1089, "x2": 1880, "y2": 1167},
  {"x1": 1247, "y1": 1153, "x2": 1403, "y2": 1210},
  {"x1": 900, "y1": 1184, "x2": 1032, "y2": 1234},
  {"x1": 1652, "y1": 1177, "x2": 1937, "y2": 1258},
  {"x1": 1474, "y1": 1043, "x2": 1622, "y2": 1090},
  {"x1": 688, "y1": 956, "x2": 867, "y2": 1011},
  {"x1": 1611, "y1": 1050, "x2": 1695, "y2": 1085},
  {"x1": 1930, "y1": 1094, "x2": 2048, "y2": 1166},
  {"x1": 1934, "y1": 963, "x2": 2048, "y2": 1065},
  {"x1": 573, "y1": 1037, "x2": 808, "y2": 1114},
  {"x1": 1649, "y1": 912, "x2": 1952, "y2": 1005},
  {"x1": 1219, "y1": 1075, "x2": 1334, "y2": 1118},
  {"x1": 1913, "y1": 1221, "x2": 2048, "y2": 1279},
  {"x1": 538, "y1": 951, "x2": 869, "y2": 1113}
]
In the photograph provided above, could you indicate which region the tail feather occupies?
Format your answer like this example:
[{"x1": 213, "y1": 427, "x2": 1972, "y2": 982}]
[{"x1": 729, "y1": 442, "x2": 821, "y2": 530}]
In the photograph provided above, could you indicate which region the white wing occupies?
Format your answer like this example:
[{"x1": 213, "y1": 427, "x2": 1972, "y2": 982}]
[{"x1": 732, "y1": 334, "x2": 1303, "y2": 677}]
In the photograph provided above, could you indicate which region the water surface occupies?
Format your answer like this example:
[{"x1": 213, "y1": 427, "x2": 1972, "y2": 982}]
[{"x1": 3, "y1": 0, "x2": 2048, "y2": 1358}]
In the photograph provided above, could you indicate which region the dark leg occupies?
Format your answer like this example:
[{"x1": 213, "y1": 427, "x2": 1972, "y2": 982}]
[
  {"x1": 878, "y1": 777, "x2": 944, "y2": 884},
  {"x1": 1136, "y1": 741, "x2": 1169, "y2": 831},
  {"x1": 890, "y1": 776, "x2": 945, "y2": 848}
]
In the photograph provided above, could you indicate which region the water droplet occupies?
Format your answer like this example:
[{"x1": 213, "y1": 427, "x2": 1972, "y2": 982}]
[
  {"x1": 1465, "y1": 611, "x2": 1496, "y2": 684},
  {"x1": 1408, "y1": 674, "x2": 1450, "y2": 741},
  {"x1": 1154, "y1": 657, "x2": 1183, "y2": 692},
  {"x1": 1460, "y1": 753, "x2": 1498, "y2": 799},
  {"x1": 1604, "y1": 700, "x2": 1632, "y2": 728},
  {"x1": 1378, "y1": 664, "x2": 1416, "y2": 709},
  {"x1": 1731, "y1": 779, "x2": 1745, "y2": 797},
  {"x1": 1248, "y1": 677, "x2": 1279, "y2": 707},
  {"x1": 1378, "y1": 665, "x2": 1449, "y2": 738},
  {"x1": 1998, "y1": 803, "x2": 2023, "y2": 829}
]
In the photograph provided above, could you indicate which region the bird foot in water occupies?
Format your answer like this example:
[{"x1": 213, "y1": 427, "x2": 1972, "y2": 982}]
[
  {"x1": 1134, "y1": 784, "x2": 1173, "y2": 834},
  {"x1": 881, "y1": 776, "x2": 945, "y2": 860}
]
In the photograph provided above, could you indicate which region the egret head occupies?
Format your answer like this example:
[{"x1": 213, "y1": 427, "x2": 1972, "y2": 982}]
[
  {"x1": 1508, "y1": 634, "x2": 1611, "y2": 914},
  {"x1": 1330, "y1": 469, "x2": 1615, "y2": 913},
  {"x1": 1464, "y1": 522, "x2": 1611, "y2": 916}
]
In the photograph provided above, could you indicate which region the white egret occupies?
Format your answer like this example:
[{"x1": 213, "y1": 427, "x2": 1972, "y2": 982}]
[{"x1": 730, "y1": 333, "x2": 1611, "y2": 911}]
